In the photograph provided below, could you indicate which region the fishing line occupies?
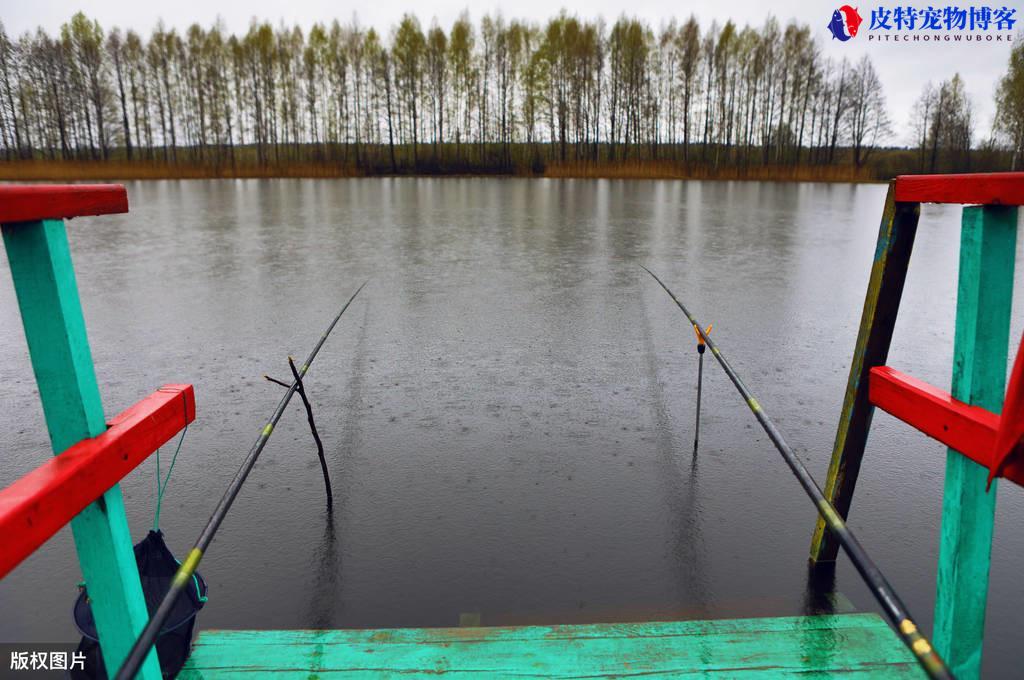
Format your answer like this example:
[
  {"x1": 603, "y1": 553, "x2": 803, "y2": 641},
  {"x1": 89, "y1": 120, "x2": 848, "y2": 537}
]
[
  {"x1": 152, "y1": 424, "x2": 187, "y2": 532},
  {"x1": 153, "y1": 390, "x2": 192, "y2": 531},
  {"x1": 641, "y1": 265, "x2": 952, "y2": 680}
]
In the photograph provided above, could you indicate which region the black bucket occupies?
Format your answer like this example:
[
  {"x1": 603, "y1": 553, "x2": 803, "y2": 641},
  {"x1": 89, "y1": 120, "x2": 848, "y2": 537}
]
[{"x1": 71, "y1": 530, "x2": 208, "y2": 679}]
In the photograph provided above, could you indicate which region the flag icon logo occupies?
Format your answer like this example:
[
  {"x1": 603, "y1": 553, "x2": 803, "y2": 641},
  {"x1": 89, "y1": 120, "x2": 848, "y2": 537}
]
[{"x1": 828, "y1": 6, "x2": 863, "y2": 41}]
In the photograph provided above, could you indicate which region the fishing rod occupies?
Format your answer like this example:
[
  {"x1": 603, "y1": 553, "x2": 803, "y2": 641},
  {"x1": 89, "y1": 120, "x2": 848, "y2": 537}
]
[
  {"x1": 640, "y1": 265, "x2": 952, "y2": 680},
  {"x1": 116, "y1": 281, "x2": 368, "y2": 680}
]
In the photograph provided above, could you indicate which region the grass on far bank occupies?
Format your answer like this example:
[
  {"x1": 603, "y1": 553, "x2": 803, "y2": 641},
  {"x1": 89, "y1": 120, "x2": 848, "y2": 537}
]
[
  {"x1": 0, "y1": 144, "x2": 1008, "y2": 183},
  {"x1": 0, "y1": 158, "x2": 883, "y2": 183}
]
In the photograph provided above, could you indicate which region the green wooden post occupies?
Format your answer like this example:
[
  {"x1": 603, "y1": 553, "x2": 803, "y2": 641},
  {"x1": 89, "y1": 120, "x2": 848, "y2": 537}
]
[
  {"x1": 2, "y1": 219, "x2": 162, "y2": 680},
  {"x1": 810, "y1": 185, "x2": 921, "y2": 564},
  {"x1": 933, "y1": 205, "x2": 1017, "y2": 680}
]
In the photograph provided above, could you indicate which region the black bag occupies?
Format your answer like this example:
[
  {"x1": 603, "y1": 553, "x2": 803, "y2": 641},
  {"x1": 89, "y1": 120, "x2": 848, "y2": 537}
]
[{"x1": 71, "y1": 530, "x2": 208, "y2": 679}]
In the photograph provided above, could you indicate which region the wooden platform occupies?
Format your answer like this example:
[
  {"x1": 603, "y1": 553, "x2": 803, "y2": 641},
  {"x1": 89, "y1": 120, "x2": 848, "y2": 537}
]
[{"x1": 180, "y1": 613, "x2": 924, "y2": 678}]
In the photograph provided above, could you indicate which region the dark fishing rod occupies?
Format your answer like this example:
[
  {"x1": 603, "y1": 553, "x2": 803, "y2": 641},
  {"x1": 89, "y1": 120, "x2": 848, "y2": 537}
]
[
  {"x1": 640, "y1": 265, "x2": 952, "y2": 680},
  {"x1": 116, "y1": 281, "x2": 368, "y2": 680}
]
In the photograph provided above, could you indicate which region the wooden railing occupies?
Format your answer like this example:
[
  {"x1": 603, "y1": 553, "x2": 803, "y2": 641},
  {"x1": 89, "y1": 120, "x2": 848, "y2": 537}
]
[
  {"x1": 0, "y1": 184, "x2": 191, "y2": 680},
  {"x1": 810, "y1": 172, "x2": 1024, "y2": 680},
  {"x1": 0, "y1": 384, "x2": 195, "y2": 578}
]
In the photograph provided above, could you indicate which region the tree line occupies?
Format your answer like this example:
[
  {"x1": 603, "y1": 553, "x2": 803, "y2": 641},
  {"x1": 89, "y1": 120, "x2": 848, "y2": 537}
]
[{"x1": 0, "y1": 12, "x2": 1013, "y2": 177}]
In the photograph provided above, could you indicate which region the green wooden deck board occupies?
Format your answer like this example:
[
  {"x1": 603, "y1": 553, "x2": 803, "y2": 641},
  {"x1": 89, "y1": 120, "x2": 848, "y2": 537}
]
[{"x1": 181, "y1": 613, "x2": 924, "y2": 678}]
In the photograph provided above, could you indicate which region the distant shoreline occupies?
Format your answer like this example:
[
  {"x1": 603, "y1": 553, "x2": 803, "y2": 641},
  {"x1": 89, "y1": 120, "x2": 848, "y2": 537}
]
[{"x1": 0, "y1": 160, "x2": 891, "y2": 184}]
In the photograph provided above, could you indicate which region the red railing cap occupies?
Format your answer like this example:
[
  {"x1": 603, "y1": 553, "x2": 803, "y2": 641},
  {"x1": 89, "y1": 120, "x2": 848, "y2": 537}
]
[
  {"x1": 0, "y1": 384, "x2": 194, "y2": 580},
  {"x1": 894, "y1": 172, "x2": 1024, "y2": 206},
  {"x1": 0, "y1": 184, "x2": 128, "y2": 224}
]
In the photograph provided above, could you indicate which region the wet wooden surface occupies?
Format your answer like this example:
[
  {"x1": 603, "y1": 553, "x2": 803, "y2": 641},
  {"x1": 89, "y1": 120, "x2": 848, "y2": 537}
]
[
  {"x1": 181, "y1": 613, "x2": 924, "y2": 677},
  {"x1": 933, "y1": 204, "x2": 1017, "y2": 679},
  {"x1": 2, "y1": 216, "x2": 161, "y2": 678}
]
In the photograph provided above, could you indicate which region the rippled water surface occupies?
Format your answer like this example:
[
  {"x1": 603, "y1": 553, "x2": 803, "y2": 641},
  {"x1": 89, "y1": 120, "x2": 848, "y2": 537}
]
[{"x1": 1, "y1": 178, "x2": 1022, "y2": 676}]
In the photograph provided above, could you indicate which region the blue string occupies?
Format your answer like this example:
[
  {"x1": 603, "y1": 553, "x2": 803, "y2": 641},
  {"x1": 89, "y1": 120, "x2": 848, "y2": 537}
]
[
  {"x1": 152, "y1": 418, "x2": 205, "y2": 602},
  {"x1": 153, "y1": 423, "x2": 188, "y2": 532}
]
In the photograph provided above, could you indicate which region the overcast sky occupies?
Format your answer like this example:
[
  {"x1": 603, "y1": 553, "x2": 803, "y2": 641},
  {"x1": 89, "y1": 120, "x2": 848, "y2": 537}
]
[{"x1": 2, "y1": 0, "x2": 1018, "y2": 145}]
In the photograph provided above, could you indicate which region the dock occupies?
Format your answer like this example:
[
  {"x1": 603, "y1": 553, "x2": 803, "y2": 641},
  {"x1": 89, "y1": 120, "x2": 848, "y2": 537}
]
[
  {"x1": 181, "y1": 614, "x2": 922, "y2": 677},
  {"x1": 3, "y1": 176, "x2": 1024, "y2": 679}
]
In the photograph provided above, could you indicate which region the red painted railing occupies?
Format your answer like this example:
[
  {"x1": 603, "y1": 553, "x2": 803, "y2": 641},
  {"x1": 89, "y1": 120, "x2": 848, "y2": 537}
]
[
  {"x1": 0, "y1": 385, "x2": 195, "y2": 579},
  {"x1": 894, "y1": 172, "x2": 1024, "y2": 206},
  {"x1": 0, "y1": 184, "x2": 128, "y2": 223},
  {"x1": 869, "y1": 337, "x2": 1024, "y2": 489}
]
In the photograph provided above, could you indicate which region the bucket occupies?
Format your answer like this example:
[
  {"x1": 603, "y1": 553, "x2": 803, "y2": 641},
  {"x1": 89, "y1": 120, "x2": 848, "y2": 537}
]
[{"x1": 71, "y1": 530, "x2": 208, "y2": 679}]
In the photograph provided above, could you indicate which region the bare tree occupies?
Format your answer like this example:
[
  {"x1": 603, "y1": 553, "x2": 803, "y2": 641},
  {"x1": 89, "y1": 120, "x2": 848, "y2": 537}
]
[
  {"x1": 0, "y1": 10, "x2": 925, "y2": 176},
  {"x1": 847, "y1": 56, "x2": 889, "y2": 167}
]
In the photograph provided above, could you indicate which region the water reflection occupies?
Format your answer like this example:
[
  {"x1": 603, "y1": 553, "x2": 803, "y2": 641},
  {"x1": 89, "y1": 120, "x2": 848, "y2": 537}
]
[
  {"x1": 308, "y1": 511, "x2": 342, "y2": 628},
  {"x1": 639, "y1": 288, "x2": 710, "y2": 617},
  {"x1": 803, "y1": 562, "x2": 839, "y2": 616}
]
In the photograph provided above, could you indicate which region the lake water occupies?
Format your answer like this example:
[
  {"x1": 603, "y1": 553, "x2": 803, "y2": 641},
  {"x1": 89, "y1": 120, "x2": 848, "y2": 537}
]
[{"x1": 1, "y1": 178, "x2": 1022, "y2": 677}]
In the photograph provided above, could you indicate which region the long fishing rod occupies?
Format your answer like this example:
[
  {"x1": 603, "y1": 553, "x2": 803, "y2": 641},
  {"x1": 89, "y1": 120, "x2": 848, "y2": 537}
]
[
  {"x1": 116, "y1": 281, "x2": 368, "y2": 680},
  {"x1": 640, "y1": 265, "x2": 952, "y2": 680}
]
